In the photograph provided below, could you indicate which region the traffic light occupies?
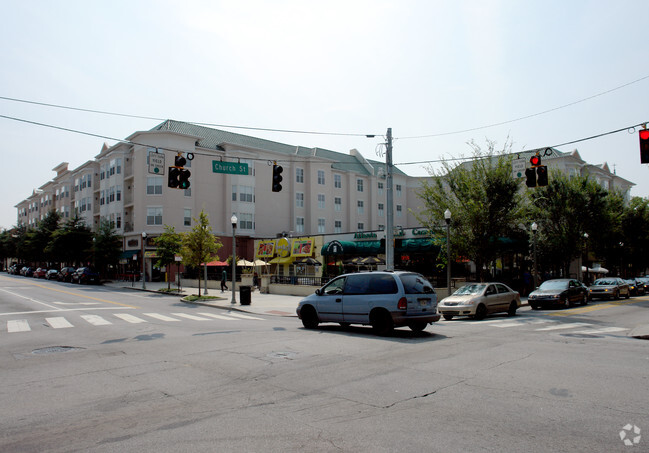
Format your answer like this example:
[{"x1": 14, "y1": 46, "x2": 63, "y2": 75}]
[
  {"x1": 536, "y1": 165, "x2": 548, "y2": 186},
  {"x1": 272, "y1": 164, "x2": 283, "y2": 192},
  {"x1": 640, "y1": 129, "x2": 649, "y2": 164},
  {"x1": 168, "y1": 154, "x2": 191, "y2": 189},
  {"x1": 525, "y1": 168, "x2": 537, "y2": 188},
  {"x1": 530, "y1": 155, "x2": 541, "y2": 167}
]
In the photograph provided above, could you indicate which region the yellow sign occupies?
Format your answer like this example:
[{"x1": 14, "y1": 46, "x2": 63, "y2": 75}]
[
  {"x1": 276, "y1": 237, "x2": 291, "y2": 258},
  {"x1": 256, "y1": 240, "x2": 275, "y2": 258},
  {"x1": 291, "y1": 237, "x2": 314, "y2": 257}
]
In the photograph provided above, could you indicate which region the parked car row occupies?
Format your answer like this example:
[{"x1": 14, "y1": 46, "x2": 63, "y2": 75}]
[{"x1": 7, "y1": 264, "x2": 100, "y2": 285}]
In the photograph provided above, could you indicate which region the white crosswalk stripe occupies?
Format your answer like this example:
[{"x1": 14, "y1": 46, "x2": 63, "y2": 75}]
[
  {"x1": 224, "y1": 312, "x2": 265, "y2": 320},
  {"x1": 535, "y1": 322, "x2": 589, "y2": 331},
  {"x1": 144, "y1": 313, "x2": 181, "y2": 322},
  {"x1": 113, "y1": 313, "x2": 148, "y2": 324},
  {"x1": 443, "y1": 316, "x2": 629, "y2": 336},
  {"x1": 7, "y1": 319, "x2": 30, "y2": 332},
  {"x1": 197, "y1": 312, "x2": 239, "y2": 320},
  {"x1": 171, "y1": 313, "x2": 211, "y2": 321},
  {"x1": 81, "y1": 314, "x2": 113, "y2": 326},
  {"x1": 46, "y1": 317, "x2": 74, "y2": 329}
]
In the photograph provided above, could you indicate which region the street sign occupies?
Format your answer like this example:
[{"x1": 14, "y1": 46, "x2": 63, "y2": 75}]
[
  {"x1": 212, "y1": 161, "x2": 249, "y2": 175},
  {"x1": 512, "y1": 158, "x2": 525, "y2": 179},
  {"x1": 149, "y1": 153, "x2": 165, "y2": 175}
]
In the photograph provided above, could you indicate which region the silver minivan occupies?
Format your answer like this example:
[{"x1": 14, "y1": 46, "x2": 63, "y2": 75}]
[{"x1": 296, "y1": 271, "x2": 440, "y2": 335}]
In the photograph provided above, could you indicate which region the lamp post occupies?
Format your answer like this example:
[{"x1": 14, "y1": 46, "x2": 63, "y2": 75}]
[
  {"x1": 231, "y1": 214, "x2": 237, "y2": 305},
  {"x1": 583, "y1": 232, "x2": 589, "y2": 284},
  {"x1": 141, "y1": 231, "x2": 147, "y2": 290},
  {"x1": 531, "y1": 222, "x2": 538, "y2": 288},
  {"x1": 444, "y1": 209, "x2": 451, "y2": 295}
]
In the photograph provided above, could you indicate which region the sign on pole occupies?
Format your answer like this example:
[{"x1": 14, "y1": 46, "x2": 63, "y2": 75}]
[
  {"x1": 212, "y1": 161, "x2": 249, "y2": 175},
  {"x1": 512, "y1": 159, "x2": 525, "y2": 179},
  {"x1": 149, "y1": 153, "x2": 165, "y2": 175}
]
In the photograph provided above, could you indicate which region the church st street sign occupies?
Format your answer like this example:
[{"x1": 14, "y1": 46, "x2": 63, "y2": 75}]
[{"x1": 212, "y1": 161, "x2": 249, "y2": 175}]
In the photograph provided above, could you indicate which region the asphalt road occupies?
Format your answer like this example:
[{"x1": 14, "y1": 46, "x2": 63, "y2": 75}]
[{"x1": 1, "y1": 274, "x2": 648, "y2": 452}]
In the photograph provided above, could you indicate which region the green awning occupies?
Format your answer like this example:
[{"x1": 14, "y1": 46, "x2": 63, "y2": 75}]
[
  {"x1": 321, "y1": 240, "x2": 382, "y2": 255},
  {"x1": 120, "y1": 250, "x2": 139, "y2": 259},
  {"x1": 397, "y1": 238, "x2": 442, "y2": 252}
]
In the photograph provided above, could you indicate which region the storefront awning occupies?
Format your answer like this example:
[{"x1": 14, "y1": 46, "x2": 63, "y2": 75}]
[
  {"x1": 321, "y1": 240, "x2": 382, "y2": 255},
  {"x1": 120, "y1": 250, "x2": 139, "y2": 260},
  {"x1": 397, "y1": 238, "x2": 441, "y2": 253},
  {"x1": 269, "y1": 256, "x2": 295, "y2": 264}
]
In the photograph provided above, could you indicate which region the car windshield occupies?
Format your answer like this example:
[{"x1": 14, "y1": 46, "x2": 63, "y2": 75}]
[
  {"x1": 454, "y1": 284, "x2": 486, "y2": 295},
  {"x1": 594, "y1": 279, "x2": 615, "y2": 285},
  {"x1": 538, "y1": 280, "x2": 568, "y2": 290}
]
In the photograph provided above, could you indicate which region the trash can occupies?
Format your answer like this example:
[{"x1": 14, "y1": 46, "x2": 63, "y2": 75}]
[{"x1": 239, "y1": 285, "x2": 252, "y2": 305}]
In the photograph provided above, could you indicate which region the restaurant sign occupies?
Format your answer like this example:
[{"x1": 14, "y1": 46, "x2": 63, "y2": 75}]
[
  {"x1": 291, "y1": 237, "x2": 314, "y2": 257},
  {"x1": 256, "y1": 240, "x2": 275, "y2": 258}
]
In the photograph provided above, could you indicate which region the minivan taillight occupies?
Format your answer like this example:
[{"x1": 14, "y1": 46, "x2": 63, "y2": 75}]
[{"x1": 397, "y1": 297, "x2": 407, "y2": 310}]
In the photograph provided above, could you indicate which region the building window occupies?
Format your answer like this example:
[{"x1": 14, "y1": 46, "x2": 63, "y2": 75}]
[
  {"x1": 296, "y1": 217, "x2": 305, "y2": 233},
  {"x1": 317, "y1": 170, "x2": 325, "y2": 185},
  {"x1": 378, "y1": 224, "x2": 384, "y2": 231},
  {"x1": 239, "y1": 185, "x2": 254, "y2": 203},
  {"x1": 232, "y1": 184, "x2": 237, "y2": 201},
  {"x1": 396, "y1": 184, "x2": 402, "y2": 197},
  {"x1": 396, "y1": 205, "x2": 403, "y2": 217},
  {"x1": 296, "y1": 192, "x2": 304, "y2": 208},
  {"x1": 334, "y1": 220, "x2": 342, "y2": 233},
  {"x1": 116, "y1": 158, "x2": 122, "y2": 174},
  {"x1": 116, "y1": 185, "x2": 121, "y2": 202},
  {"x1": 116, "y1": 214, "x2": 121, "y2": 229},
  {"x1": 378, "y1": 203, "x2": 384, "y2": 217},
  {"x1": 296, "y1": 168, "x2": 304, "y2": 183},
  {"x1": 334, "y1": 174, "x2": 342, "y2": 189},
  {"x1": 357, "y1": 222, "x2": 364, "y2": 231},
  {"x1": 357, "y1": 200, "x2": 364, "y2": 215},
  {"x1": 318, "y1": 218, "x2": 325, "y2": 233},
  {"x1": 147, "y1": 207, "x2": 163, "y2": 225},
  {"x1": 184, "y1": 209, "x2": 191, "y2": 227},
  {"x1": 318, "y1": 194, "x2": 325, "y2": 209},
  {"x1": 357, "y1": 179, "x2": 364, "y2": 192},
  {"x1": 100, "y1": 190, "x2": 105, "y2": 206},
  {"x1": 378, "y1": 182, "x2": 384, "y2": 195},
  {"x1": 334, "y1": 197, "x2": 342, "y2": 211},
  {"x1": 239, "y1": 213, "x2": 254, "y2": 230},
  {"x1": 147, "y1": 176, "x2": 163, "y2": 195},
  {"x1": 184, "y1": 187, "x2": 191, "y2": 197},
  {"x1": 108, "y1": 186, "x2": 115, "y2": 203}
]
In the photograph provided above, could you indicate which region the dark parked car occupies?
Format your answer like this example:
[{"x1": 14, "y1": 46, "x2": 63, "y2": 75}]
[
  {"x1": 45, "y1": 269, "x2": 59, "y2": 280},
  {"x1": 636, "y1": 277, "x2": 649, "y2": 293},
  {"x1": 625, "y1": 279, "x2": 645, "y2": 297},
  {"x1": 33, "y1": 268, "x2": 48, "y2": 278},
  {"x1": 588, "y1": 277, "x2": 630, "y2": 300},
  {"x1": 528, "y1": 278, "x2": 589, "y2": 309},
  {"x1": 8, "y1": 264, "x2": 26, "y2": 275},
  {"x1": 58, "y1": 266, "x2": 77, "y2": 282},
  {"x1": 22, "y1": 267, "x2": 35, "y2": 277},
  {"x1": 72, "y1": 267, "x2": 100, "y2": 285}
]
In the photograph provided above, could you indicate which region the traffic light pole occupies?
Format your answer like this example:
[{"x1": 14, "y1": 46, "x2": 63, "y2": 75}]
[{"x1": 385, "y1": 128, "x2": 394, "y2": 271}]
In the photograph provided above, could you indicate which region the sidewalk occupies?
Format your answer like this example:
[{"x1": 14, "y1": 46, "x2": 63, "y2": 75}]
[{"x1": 104, "y1": 280, "x2": 302, "y2": 317}]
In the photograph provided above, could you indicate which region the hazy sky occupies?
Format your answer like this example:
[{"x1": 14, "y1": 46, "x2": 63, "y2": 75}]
[{"x1": 2, "y1": 0, "x2": 648, "y2": 230}]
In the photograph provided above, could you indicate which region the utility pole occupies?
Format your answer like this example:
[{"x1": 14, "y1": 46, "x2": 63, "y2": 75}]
[{"x1": 385, "y1": 128, "x2": 394, "y2": 271}]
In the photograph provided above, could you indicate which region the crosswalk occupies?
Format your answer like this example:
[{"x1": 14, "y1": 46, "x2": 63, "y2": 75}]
[
  {"x1": 442, "y1": 315, "x2": 629, "y2": 336},
  {"x1": 2, "y1": 311, "x2": 265, "y2": 333}
]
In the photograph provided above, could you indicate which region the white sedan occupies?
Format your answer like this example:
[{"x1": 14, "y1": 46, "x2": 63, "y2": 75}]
[{"x1": 438, "y1": 282, "x2": 521, "y2": 320}]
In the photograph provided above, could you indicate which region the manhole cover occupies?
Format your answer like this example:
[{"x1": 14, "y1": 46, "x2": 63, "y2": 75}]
[
  {"x1": 32, "y1": 346, "x2": 85, "y2": 355},
  {"x1": 560, "y1": 333, "x2": 602, "y2": 339}
]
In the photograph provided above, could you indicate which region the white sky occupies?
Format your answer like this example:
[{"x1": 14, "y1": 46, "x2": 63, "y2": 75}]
[{"x1": 2, "y1": 0, "x2": 648, "y2": 230}]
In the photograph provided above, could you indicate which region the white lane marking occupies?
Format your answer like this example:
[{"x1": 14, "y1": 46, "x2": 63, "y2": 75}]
[
  {"x1": 171, "y1": 313, "x2": 210, "y2": 321},
  {"x1": 224, "y1": 312, "x2": 265, "y2": 320},
  {"x1": 489, "y1": 319, "x2": 550, "y2": 328},
  {"x1": 0, "y1": 307, "x2": 134, "y2": 317},
  {"x1": 7, "y1": 319, "x2": 31, "y2": 332},
  {"x1": 46, "y1": 317, "x2": 74, "y2": 329},
  {"x1": 54, "y1": 302, "x2": 100, "y2": 306},
  {"x1": 81, "y1": 314, "x2": 112, "y2": 326},
  {"x1": 144, "y1": 313, "x2": 181, "y2": 322},
  {"x1": 113, "y1": 313, "x2": 148, "y2": 324},
  {"x1": 535, "y1": 322, "x2": 589, "y2": 331},
  {"x1": 196, "y1": 312, "x2": 238, "y2": 321},
  {"x1": 0, "y1": 288, "x2": 61, "y2": 310},
  {"x1": 571, "y1": 326, "x2": 628, "y2": 334}
]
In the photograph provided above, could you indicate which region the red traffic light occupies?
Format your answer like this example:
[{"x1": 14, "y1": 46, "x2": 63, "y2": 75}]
[
  {"x1": 530, "y1": 155, "x2": 541, "y2": 167},
  {"x1": 640, "y1": 129, "x2": 649, "y2": 140},
  {"x1": 640, "y1": 129, "x2": 649, "y2": 164}
]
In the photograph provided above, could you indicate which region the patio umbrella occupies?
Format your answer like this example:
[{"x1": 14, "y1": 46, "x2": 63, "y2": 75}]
[
  {"x1": 360, "y1": 256, "x2": 385, "y2": 265},
  {"x1": 294, "y1": 257, "x2": 322, "y2": 266},
  {"x1": 236, "y1": 259, "x2": 255, "y2": 266}
]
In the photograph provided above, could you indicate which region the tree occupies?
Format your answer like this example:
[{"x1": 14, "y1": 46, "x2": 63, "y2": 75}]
[
  {"x1": 620, "y1": 197, "x2": 649, "y2": 276},
  {"x1": 155, "y1": 225, "x2": 183, "y2": 290},
  {"x1": 47, "y1": 215, "x2": 93, "y2": 266},
  {"x1": 25, "y1": 210, "x2": 61, "y2": 266},
  {"x1": 180, "y1": 211, "x2": 222, "y2": 296},
  {"x1": 93, "y1": 220, "x2": 123, "y2": 278},
  {"x1": 416, "y1": 139, "x2": 524, "y2": 281}
]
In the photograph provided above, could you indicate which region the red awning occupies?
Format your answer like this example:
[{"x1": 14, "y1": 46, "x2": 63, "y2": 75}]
[{"x1": 201, "y1": 260, "x2": 228, "y2": 266}]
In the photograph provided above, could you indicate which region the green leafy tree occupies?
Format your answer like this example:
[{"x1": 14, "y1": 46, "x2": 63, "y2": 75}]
[
  {"x1": 25, "y1": 210, "x2": 61, "y2": 266},
  {"x1": 93, "y1": 220, "x2": 123, "y2": 278},
  {"x1": 155, "y1": 225, "x2": 183, "y2": 290},
  {"x1": 47, "y1": 215, "x2": 93, "y2": 266},
  {"x1": 181, "y1": 211, "x2": 222, "y2": 296},
  {"x1": 416, "y1": 139, "x2": 524, "y2": 281},
  {"x1": 620, "y1": 197, "x2": 649, "y2": 276}
]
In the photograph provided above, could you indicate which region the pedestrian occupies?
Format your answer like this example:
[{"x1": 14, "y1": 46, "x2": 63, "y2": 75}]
[
  {"x1": 221, "y1": 269, "x2": 228, "y2": 292},
  {"x1": 253, "y1": 272, "x2": 259, "y2": 290}
]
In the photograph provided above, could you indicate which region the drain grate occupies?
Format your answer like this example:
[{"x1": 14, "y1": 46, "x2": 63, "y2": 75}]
[{"x1": 32, "y1": 346, "x2": 85, "y2": 355}]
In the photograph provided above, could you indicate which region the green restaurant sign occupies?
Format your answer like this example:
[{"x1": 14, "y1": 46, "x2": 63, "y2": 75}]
[{"x1": 212, "y1": 161, "x2": 249, "y2": 175}]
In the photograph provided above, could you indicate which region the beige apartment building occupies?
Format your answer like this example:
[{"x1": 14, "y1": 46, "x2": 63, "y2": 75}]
[{"x1": 15, "y1": 120, "x2": 634, "y2": 277}]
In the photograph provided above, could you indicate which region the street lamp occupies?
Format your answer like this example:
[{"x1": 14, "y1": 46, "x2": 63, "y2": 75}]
[
  {"x1": 531, "y1": 222, "x2": 538, "y2": 288},
  {"x1": 583, "y1": 232, "x2": 589, "y2": 284},
  {"x1": 141, "y1": 231, "x2": 147, "y2": 290},
  {"x1": 444, "y1": 209, "x2": 451, "y2": 295},
  {"x1": 231, "y1": 214, "x2": 237, "y2": 305}
]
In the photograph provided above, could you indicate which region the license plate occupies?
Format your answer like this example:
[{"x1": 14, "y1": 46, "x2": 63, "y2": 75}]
[{"x1": 418, "y1": 298, "x2": 430, "y2": 306}]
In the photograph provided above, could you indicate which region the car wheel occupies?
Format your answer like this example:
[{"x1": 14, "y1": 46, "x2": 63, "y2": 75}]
[
  {"x1": 625, "y1": 290, "x2": 630, "y2": 299},
  {"x1": 507, "y1": 301, "x2": 517, "y2": 317},
  {"x1": 300, "y1": 305, "x2": 319, "y2": 329},
  {"x1": 562, "y1": 298, "x2": 570, "y2": 309},
  {"x1": 613, "y1": 290, "x2": 619, "y2": 300},
  {"x1": 443, "y1": 314, "x2": 454, "y2": 321},
  {"x1": 474, "y1": 304, "x2": 487, "y2": 320},
  {"x1": 408, "y1": 322, "x2": 427, "y2": 332},
  {"x1": 371, "y1": 309, "x2": 394, "y2": 336}
]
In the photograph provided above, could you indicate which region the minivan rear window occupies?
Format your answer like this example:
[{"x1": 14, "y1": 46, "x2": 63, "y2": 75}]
[{"x1": 400, "y1": 273, "x2": 434, "y2": 294}]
